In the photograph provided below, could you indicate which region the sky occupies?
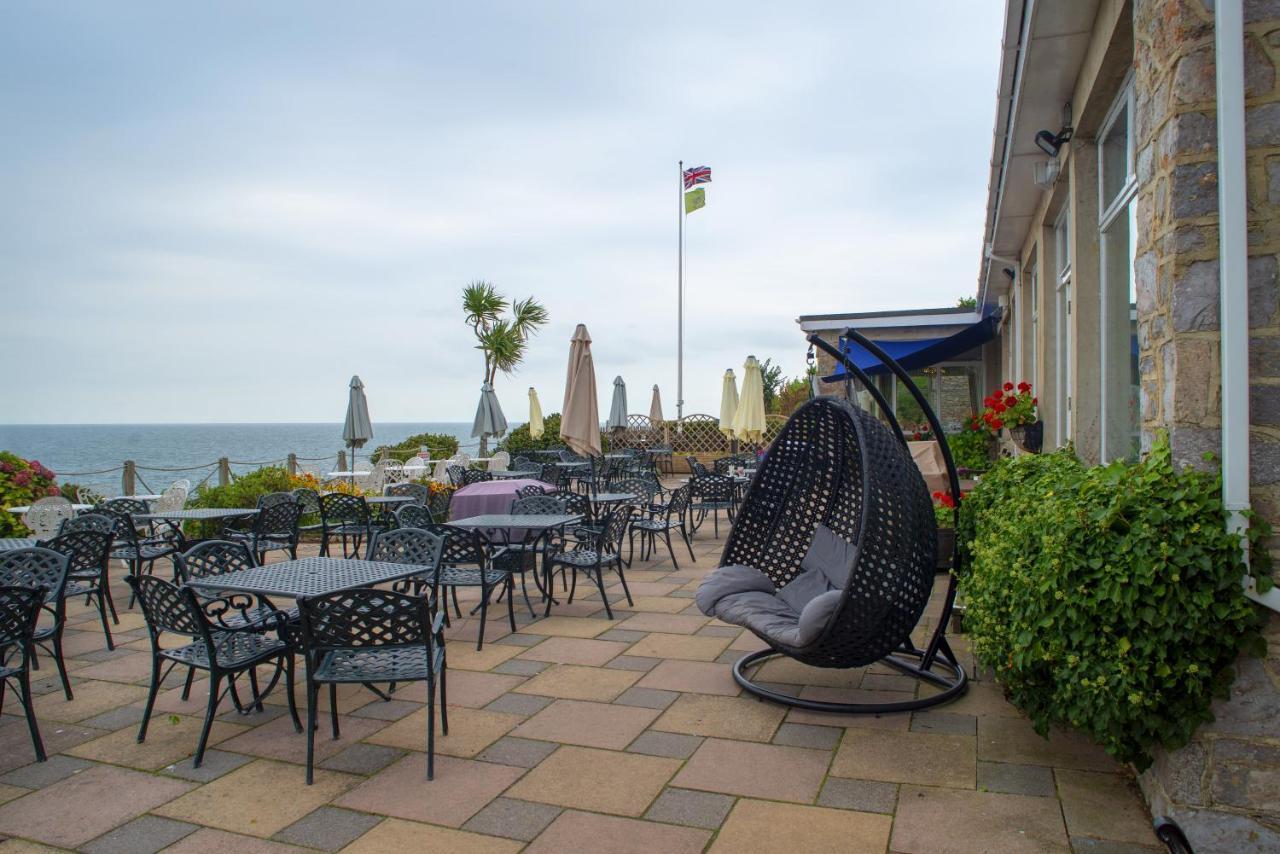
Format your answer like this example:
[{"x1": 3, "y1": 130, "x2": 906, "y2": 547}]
[{"x1": 1, "y1": 1, "x2": 1004, "y2": 424}]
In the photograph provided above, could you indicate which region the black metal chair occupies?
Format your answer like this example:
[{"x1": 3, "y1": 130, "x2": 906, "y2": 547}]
[
  {"x1": 59, "y1": 512, "x2": 115, "y2": 536},
  {"x1": 688, "y1": 473, "x2": 736, "y2": 538},
  {"x1": 292, "y1": 488, "x2": 325, "y2": 537},
  {"x1": 629, "y1": 483, "x2": 696, "y2": 570},
  {"x1": 695, "y1": 336, "x2": 968, "y2": 714},
  {"x1": 0, "y1": 547, "x2": 73, "y2": 701},
  {"x1": 226, "y1": 500, "x2": 301, "y2": 562},
  {"x1": 461, "y1": 469, "x2": 492, "y2": 486},
  {"x1": 297, "y1": 588, "x2": 446, "y2": 782},
  {"x1": 506, "y1": 496, "x2": 568, "y2": 616},
  {"x1": 104, "y1": 507, "x2": 180, "y2": 606},
  {"x1": 713, "y1": 454, "x2": 752, "y2": 475},
  {"x1": 427, "y1": 488, "x2": 453, "y2": 524},
  {"x1": 40, "y1": 530, "x2": 117, "y2": 650},
  {"x1": 542, "y1": 507, "x2": 634, "y2": 619},
  {"x1": 446, "y1": 465, "x2": 467, "y2": 487},
  {"x1": 319, "y1": 493, "x2": 378, "y2": 558},
  {"x1": 515, "y1": 483, "x2": 546, "y2": 500},
  {"x1": 103, "y1": 497, "x2": 150, "y2": 516},
  {"x1": 367, "y1": 527, "x2": 445, "y2": 598},
  {"x1": 385, "y1": 482, "x2": 430, "y2": 505},
  {"x1": 421, "y1": 523, "x2": 511, "y2": 650},
  {"x1": 394, "y1": 503, "x2": 435, "y2": 529},
  {"x1": 127, "y1": 574, "x2": 299, "y2": 768},
  {"x1": 685, "y1": 456, "x2": 708, "y2": 477},
  {"x1": 0, "y1": 584, "x2": 48, "y2": 762},
  {"x1": 174, "y1": 540, "x2": 288, "y2": 633}
]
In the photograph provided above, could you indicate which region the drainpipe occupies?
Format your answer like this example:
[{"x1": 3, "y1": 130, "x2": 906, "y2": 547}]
[{"x1": 1216, "y1": 1, "x2": 1276, "y2": 610}]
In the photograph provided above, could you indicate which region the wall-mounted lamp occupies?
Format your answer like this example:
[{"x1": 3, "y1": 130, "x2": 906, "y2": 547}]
[
  {"x1": 1002, "y1": 267, "x2": 1016, "y2": 281},
  {"x1": 1034, "y1": 127, "x2": 1073, "y2": 157}
]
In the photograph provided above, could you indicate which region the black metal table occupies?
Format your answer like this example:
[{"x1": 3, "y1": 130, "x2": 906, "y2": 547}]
[
  {"x1": 590, "y1": 492, "x2": 637, "y2": 505},
  {"x1": 135, "y1": 508, "x2": 259, "y2": 522},
  {"x1": 489, "y1": 470, "x2": 542, "y2": 479},
  {"x1": 0, "y1": 538, "x2": 37, "y2": 551},
  {"x1": 364, "y1": 495, "x2": 414, "y2": 506},
  {"x1": 448, "y1": 514, "x2": 583, "y2": 614},
  {"x1": 185, "y1": 556, "x2": 431, "y2": 599}
]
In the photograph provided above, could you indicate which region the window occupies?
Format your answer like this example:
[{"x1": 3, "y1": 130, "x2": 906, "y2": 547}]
[
  {"x1": 1098, "y1": 75, "x2": 1140, "y2": 462},
  {"x1": 888, "y1": 363, "x2": 985, "y2": 436},
  {"x1": 1054, "y1": 207, "x2": 1072, "y2": 442},
  {"x1": 1028, "y1": 258, "x2": 1038, "y2": 388}
]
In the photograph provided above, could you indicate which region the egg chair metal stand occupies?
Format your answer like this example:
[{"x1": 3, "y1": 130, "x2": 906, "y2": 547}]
[{"x1": 704, "y1": 329, "x2": 968, "y2": 714}]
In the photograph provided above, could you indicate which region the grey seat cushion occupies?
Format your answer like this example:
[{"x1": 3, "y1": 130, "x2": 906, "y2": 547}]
[{"x1": 696, "y1": 526, "x2": 856, "y2": 649}]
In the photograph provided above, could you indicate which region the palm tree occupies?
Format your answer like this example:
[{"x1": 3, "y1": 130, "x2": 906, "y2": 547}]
[{"x1": 462, "y1": 281, "x2": 549, "y2": 451}]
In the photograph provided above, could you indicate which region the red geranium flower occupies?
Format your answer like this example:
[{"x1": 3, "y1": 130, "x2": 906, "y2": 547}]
[
  {"x1": 1032, "y1": 397, "x2": 1038, "y2": 405},
  {"x1": 994, "y1": 403, "x2": 1006, "y2": 413},
  {"x1": 991, "y1": 418, "x2": 1004, "y2": 430},
  {"x1": 1003, "y1": 382, "x2": 1014, "y2": 391},
  {"x1": 1004, "y1": 395, "x2": 1017, "y2": 407},
  {"x1": 1017, "y1": 382, "x2": 1031, "y2": 393}
]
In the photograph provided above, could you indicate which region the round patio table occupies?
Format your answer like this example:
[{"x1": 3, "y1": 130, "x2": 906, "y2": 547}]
[{"x1": 448, "y1": 478, "x2": 555, "y2": 521}]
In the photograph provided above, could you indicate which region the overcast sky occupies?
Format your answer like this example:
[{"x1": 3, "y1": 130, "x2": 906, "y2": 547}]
[{"x1": 2, "y1": 1, "x2": 1003, "y2": 424}]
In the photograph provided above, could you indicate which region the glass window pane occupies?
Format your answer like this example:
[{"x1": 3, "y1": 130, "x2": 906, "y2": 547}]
[
  {"x1": 894, "y1": 369, "x2": 932, "y2": 434},
  {"x1": 1101, "y1": 99, "x2": 1130, "y2": 208},
  {"x1": 1102, "y1": 201, "x2": 1140, "y2": 461}
]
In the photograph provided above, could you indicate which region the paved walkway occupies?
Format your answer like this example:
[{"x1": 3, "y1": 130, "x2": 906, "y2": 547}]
[{"x1": 0, "y1": 507, "x2": 1160, "y2": 852}]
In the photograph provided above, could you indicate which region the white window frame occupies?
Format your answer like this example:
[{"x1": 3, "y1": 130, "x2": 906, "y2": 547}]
[
  {"x1": 1054, "y1": 206, "x2": 1072, "y2": 443},
  {"x1": 1028, "y1": 257, "x2": 1038, "y2": 388},
  {"x1": 1098, "y1": 72, "x2": 1138, "y2": 462}
]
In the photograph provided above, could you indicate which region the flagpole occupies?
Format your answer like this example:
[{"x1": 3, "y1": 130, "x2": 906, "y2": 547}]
[{"x1": 677, "y1": 160, "x2": 684, "y2": 427}]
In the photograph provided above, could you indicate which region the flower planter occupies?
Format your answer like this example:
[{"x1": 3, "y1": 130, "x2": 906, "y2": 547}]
[
  {"x1": 1006, "y1": 420, "x2": 1044, "y2": 454},
  {"x1": 936, "y1": 527, "x2": 956, "y2": 570}
]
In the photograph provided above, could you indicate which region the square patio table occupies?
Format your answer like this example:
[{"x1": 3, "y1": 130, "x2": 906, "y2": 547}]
[
  {"x1": 364, "y1": 495, "x2": 415, "y2": 506},
  {"x1": 556, "y1": 461, "x2": 591, "y2": 469},
  {"x1": 135, "y1": 508, "x2": 260, "y2": 522},
  {"x1": 6, "y1": 504, "x2": 95, "y2": 514},
  {"x1": 590, "y1": 492, "x2": 637, "y2": 505},
  {"x1": 185, "y1": 556, "x2": 431, "y2": 599},
  {"x1": 489, "y1": 469, "x2": 541, "y2": 479},
  {"x1": 0, "y1": 538, "x2": 37, "y2": 551},
  {"x1": 448, "y1": 514, "x2": 582, "y2": 533}
]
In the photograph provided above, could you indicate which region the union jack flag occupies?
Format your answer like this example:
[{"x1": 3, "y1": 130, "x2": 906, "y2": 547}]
[{"x1": 682, "y1": 165, "x2": 711, "y2": 190}]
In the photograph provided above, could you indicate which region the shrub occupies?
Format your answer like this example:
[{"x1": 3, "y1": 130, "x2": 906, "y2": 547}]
[
  {"x1": 500, "y1": 414, "x2": 564, "y2": 454},
  {"x1": 957, "y1": 437, "x2": 1270, "y2": 769},
  {"x1": 947, "y1": 428, "x2": 992, "y2": 472},
  {"x1": 189, "y1": 466, "x2": 297, "y2": 510},
  {"x1": 0, "y1": 452, "x2": 61, "y2": 537},
  {"x1": 373, "y1": 432, "x2": 460, "y2": 463}
]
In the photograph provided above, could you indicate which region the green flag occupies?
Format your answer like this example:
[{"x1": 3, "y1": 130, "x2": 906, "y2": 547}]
[{"x1": 684, "y1": 187, "x2": 705, "y2": 214}]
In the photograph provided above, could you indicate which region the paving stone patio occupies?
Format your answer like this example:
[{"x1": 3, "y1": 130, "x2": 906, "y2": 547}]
[{"x1": 0, "y1": 495, "x2": 1163, "y2": 852}]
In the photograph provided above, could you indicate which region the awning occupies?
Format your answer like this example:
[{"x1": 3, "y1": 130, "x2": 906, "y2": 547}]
[{"x1": 823, "y1": 309, "x2": 1002, "y2": 380}]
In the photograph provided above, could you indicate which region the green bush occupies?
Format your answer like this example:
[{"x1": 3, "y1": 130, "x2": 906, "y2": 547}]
[
  {"x1": 947, "y1": 429, "x2": 992, "y2": 472},
  {"x1": 957, "y1": 437, "x2": 1270, "y2": 769},
  {"x1": 373, "y1": 432, "x2": 460, "y2": 463},
  {"x1": 0, "y1": 452, "x2": 62, "y2": 537},
  {"x1": 189, "y1": 466, "x2": 296, "y2": 510},
  {"x1": 499, "y1": 414, "x2": 564, "y2": 454}
]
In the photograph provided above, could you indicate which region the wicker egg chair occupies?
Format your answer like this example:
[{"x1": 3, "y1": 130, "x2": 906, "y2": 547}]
[{"x1": 696, "y1": 329, "x2": 967, "y2": 713}]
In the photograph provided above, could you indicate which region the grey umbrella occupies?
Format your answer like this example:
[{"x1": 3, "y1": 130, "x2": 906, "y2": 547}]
[
  {"x1": 342, "y1": 375, "x2": 373, "y2": 487},
  {"x1": 472, "y1": 382, "x2": 508, "y2": 455},
  {"x1": 607, "y1": 376, "x2": 628, "y2": 433}
]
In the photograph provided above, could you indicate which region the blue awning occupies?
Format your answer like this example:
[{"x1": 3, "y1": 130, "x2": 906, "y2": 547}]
[{"x1": 823, "y1": 309, "x2": 1002, "y2": 380}]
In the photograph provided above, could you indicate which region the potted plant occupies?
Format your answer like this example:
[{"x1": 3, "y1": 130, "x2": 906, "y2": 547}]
[
  {"x1": 979, "y1": 381, "x2": 1041, "y2": 453},
  {"x1": 932, "y1": 490, "x2": 958, "y2": 569}
]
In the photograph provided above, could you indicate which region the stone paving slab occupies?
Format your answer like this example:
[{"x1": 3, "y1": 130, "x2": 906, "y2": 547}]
[{"x1": 0, "y1": 501, "x2": 1160, "y2": 851}]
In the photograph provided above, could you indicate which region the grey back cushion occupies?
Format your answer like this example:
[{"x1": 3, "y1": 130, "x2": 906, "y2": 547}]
[{"x1": 776, "y1": 524, "x2": 858, "y2": 612}]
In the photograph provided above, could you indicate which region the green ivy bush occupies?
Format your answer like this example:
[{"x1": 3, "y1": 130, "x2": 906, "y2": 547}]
[
  {"x1": 957, "y1": 436, "x2": 1270, "y2": 769},
  {"x1": 499, "y1": 414, "x2": 564, "y2": 454},
  {"x1": 189, "y1": 466, "x2": 296, "y2": 510},
  {"x1": 0, "y1": 452, "x2": 62, "y2": 537},
  {"x1": 373, "y1": 432, "x2": 460, "y2": 463},
  {"x1": 946, "y1": 429, "x2": 992, "y2": 472}
]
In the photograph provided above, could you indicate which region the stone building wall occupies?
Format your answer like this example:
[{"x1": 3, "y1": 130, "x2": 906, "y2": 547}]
[{"x1": 1132, "y1": 1, "x2": 1280, "y2": 849}]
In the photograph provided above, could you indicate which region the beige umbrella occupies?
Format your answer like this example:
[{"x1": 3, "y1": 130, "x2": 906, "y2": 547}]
[
  {"x1": 718, "y1": 369, "x2": 739, "y2": 439},
  {"x1": 733, "y1": 355, "x2": 767, "y2": 443},
  {"x1": 649, "y1": 385, "x2": 664, "y2": 423},
  {"x1": 560, "y1": 324, "x2": 602, "y2": 457},
  {"x1": 528, "y1": 387, "x2": 545, "y2": 439}
]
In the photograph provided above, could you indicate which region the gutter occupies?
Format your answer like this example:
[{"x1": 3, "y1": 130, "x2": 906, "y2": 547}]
[
  {"x1": 979, "y1": 0, "x2": 1033, "y2": 308},
  {"x1": 1215, "y1": 1, "x2": 1277, "y2": 610}
]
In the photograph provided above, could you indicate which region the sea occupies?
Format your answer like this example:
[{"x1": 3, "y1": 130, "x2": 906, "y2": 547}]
[{"x1": 0, "y1": 423, "x2": 509, "y2": 494}]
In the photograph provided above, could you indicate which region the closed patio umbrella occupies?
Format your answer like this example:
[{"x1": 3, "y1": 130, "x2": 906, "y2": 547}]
[
  {"x1": 719, "y1": 369, "x2": 739, "y2": 439},
  {"x1": 733, "y1": 355, "x2": 767, "y2": 443},
  {"x1": 342, "y1": 375, "x2": 373, "y2": 487},
  {"x1": 560, "y1": 324, "x2": 601, "y2": 457},
  {"x1": 649, "y1": 385, "x2": 664, "y2": 423},
  {"x1": 607, "y1": 376, "x2": 628, "y2": 433},
  {"x1": 472, "y1": 382, "x2": 508, "y2": 455},
  {"x1": 528, "y1": 387, "x2": 545, "y2": 440}
]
